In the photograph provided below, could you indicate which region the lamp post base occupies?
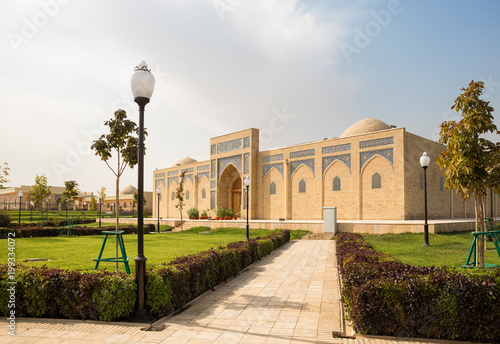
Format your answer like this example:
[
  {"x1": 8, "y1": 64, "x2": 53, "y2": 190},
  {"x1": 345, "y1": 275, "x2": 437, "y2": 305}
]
[{"x1": 133, "y1": 255, "x2": 153, "y2": 321}]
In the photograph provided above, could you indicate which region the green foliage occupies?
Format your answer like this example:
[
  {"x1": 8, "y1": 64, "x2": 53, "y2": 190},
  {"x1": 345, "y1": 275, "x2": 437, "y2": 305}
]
[
  {"x1": 0, "y1": 211, "x2": 11, "y2": 227},
  {"x1": 29, "y1": 174, "x2": 51, "y2": 209},
  {"x1": 201, "y1": 210, "x2": 208, "y2": 217},
  {"x1": 0, "y1": 162, "x2": 10, "y2": 188},
  {"x1": 187, "y1": 207, "x2": 199, "y2": 219},
  {"x1": 175, "y1": 171, "x2": 186, "y2": 212},
  {"x1": 92, "y1": 275, "x2": 136, "y2": 321},
  {"x1": 0, "y1": 224, "x2": 150, "y2": 239},
  {"x1": 337, "y1": 233, "x2": 500, "y2": 342},
  {"x1": 89, "y1": 194, "x2": 97, "y2": 211}
]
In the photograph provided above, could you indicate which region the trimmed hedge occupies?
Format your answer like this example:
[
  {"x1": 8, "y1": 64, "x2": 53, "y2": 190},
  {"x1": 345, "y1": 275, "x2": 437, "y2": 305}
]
[
  {"x1": 146, "y1": 230, "x2": 291, "y2": 317},
  {"x1": 337, "y1": 233, "x2": 500, "y2": 343},
  {"x1": 0, "y1": 224, "x2": 152, "y2": 239},
  {"x1": 0, "y1": 230, "x2": 290, "y2": 321}
]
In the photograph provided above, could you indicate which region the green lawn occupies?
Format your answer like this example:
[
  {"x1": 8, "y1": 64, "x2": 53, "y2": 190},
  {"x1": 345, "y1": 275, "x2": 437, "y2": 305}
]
[
  {"x1": 1, "y1": 227, "x2": 308, "y2": 273},
  {"x1": 362, "y1": 231, "x2": 500, "y2": 267}
]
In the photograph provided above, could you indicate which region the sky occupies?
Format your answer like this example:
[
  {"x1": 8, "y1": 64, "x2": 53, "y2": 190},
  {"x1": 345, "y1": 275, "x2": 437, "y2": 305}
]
[{"x1": 1, "y1": 0, "x2": 500, "y2": 196}]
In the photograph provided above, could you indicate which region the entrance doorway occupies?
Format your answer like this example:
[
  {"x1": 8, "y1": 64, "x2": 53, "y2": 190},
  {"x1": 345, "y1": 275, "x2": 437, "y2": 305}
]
[{"x1": 231, "y1": 177, "x2": 242, "y2": 217}]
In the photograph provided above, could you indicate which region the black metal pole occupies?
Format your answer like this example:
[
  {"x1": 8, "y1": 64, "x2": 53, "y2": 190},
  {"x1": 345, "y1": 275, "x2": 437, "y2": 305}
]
[
  {"x1": 18, "y1": 196, "x2": 22, "y2": 225},
  {"x1": 134, "y1": 97, "x2": 149, "y2": 315},
  {"x1": 30, "y1": 203, "x2": 33, "y2": 222},
  {"x1": 423, "y1": 166, "x2": 430, "y2": 247},
  {"x1": 157, "y1": 195, "x2": 160, "y2": 233},
  {"x1": 99, "y1": 201, "x2": 102, "y2": 228},
  {"x1": 246, "y1": 185, "x2": 249, "y2": 240}
]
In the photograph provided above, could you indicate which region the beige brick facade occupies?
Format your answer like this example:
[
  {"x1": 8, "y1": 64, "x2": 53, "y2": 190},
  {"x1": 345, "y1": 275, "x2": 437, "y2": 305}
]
[{"x1": 153, "y1": 118, "x2": 494, "y2": 221}]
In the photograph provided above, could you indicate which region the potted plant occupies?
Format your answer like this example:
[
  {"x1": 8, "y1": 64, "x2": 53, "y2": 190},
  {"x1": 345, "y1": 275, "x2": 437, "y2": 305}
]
[
  {"x1": 226, "y1": 207, "x2": 234, "y2": 220},
  {"x1": 216, "y1": 206, "x2": 225, "y2": 220},
  {"x1": 187, "y1": 207, "x2": 199, "y2": 220},
  {"x1": 200, "y1": 210, "x2": 208, "y2": 220},
  {"x1": 234, "y1": 211, "x2": 240, "y2": 220}
]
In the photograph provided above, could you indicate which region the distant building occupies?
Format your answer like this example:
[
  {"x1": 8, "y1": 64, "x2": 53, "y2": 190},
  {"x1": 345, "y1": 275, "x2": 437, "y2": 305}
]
[{"x1": 152, "y1": 118, "x2": 495, "y2": 221}]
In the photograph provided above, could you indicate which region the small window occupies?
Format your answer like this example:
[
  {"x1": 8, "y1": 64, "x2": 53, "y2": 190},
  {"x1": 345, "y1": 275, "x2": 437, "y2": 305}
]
[
  {"x1": 440, "y1": 177, "x2": 444, "y2": 191},
  {"x1": 270, "y1": 182, "x2": 276, "y2": 195},
  {"x1": 201, "y1": 188, "x2": 206, "y2": 199},
  {"x1": 299, "y1": 179, "x2": 306, "y2": 193},
  {"x1": 186, "y1": 190, "x2": 190, "y2": 200},
  {"x1": 333, "y1": 176, "x2": 341, "y2": 191},
  {"x1": 171, "y1": 192, "x2": 175, "y2": 201},
  {"x1": 419, "y1": 173, "x2": 424, "y2": 189},
  {"x1": 372, "y1": 173, "x2": 381, "y2": 189}
]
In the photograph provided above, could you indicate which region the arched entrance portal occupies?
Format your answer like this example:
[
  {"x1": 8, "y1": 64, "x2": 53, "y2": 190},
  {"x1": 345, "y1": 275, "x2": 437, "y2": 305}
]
[{"x1": 219, "y1": 164, "x2": 242, "y2": 217}]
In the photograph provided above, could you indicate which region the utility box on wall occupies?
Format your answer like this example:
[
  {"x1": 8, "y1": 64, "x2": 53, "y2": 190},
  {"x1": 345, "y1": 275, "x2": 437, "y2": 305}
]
[{"x1": 323, "y1": 207, "x2": 337, "y2": 234}]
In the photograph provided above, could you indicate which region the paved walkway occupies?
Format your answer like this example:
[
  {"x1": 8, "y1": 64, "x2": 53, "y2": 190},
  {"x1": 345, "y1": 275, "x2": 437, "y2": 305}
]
[{"x1": 0, "y1": 240, "x2": 479, "y2": 343}]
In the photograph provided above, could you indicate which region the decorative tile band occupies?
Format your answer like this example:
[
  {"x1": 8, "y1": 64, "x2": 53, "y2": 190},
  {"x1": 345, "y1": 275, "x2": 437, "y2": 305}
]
[
  {"x1": 185, "y1": 174, "x2": 194, "y2": 183},
  {"x1": 211, "y1": 160, "x2": 216, "y2": 179},
  {"x1": 218, "y1": 155, "x2": 242, "y2": 179},
  {"x1": 244, "y1": 136, "x2": 250, "y2": 148},
  {"x1": 244, "y1": 153, "x2": 250, "y2": 175},
  {"x1": 211, "y1": 144, "x2": 216, "y2": 155},
  {"x1": 360, "y1": 148, "x2": 394, "y2": 170},
  {"x1": 198, "y1": 172, "x2": 209, "y2": 181},
  {"x1": 155, "y1": 172, "x2": 165, "y2": 178},
  {"x1": 168, "y1": 176, "x2": 179, "y2": 186},
  {"x1": 290, "y1": 149, "x2": 315, "y2": 159},
  {"x1": 181, "y1": 168, "x2": 194, "y2": 173},
  {"x1": 155, "y1": 178, "x2": 165, "y2": 188},
  {"x1": 197, "y1": 165, "x2": 210, "y2": 171},
  {"x1": 210, "y1": 191, "x2": 215, "y2": 209},
  {"x1": 167, "y1": 170, "x2": 178, "y2": 176},
  {"x1": 290, "y1": 158, "x2": 315, "y2": 176},
  {"x1": 211, "y1": 180, "x2": 216, "y2": 189},
  {"x1": 322, "y1": 143, "x2": 351, "y2": 154},
  {"x1": 262, "y1": 163, "x2": 284, "y2": 180},
  {"x1": 262, "y1": 154, "x2": 284, "y2": 163},
  {"x1": 359, "y1": 137, "x2": 393, "y2": 149},
  {"x1": 217, "y1": 138, "x2": 242, "y2": 154},
  {"x1": 322, "y1": 154, "x2": 351, "y2": 174}
]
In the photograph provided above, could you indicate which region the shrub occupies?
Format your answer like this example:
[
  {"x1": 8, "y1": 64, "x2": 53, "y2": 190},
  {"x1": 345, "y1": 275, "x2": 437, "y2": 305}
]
[
  {"x1": 337, "y1": 233, "x2": 500, "y2": 343},
  {"x1": 187, "y1": 208, "x2": 199, "y2": 219},
  {"x1": 0, "y1": 211, "x2": 11, "y2": 227},
  {"x1": 0, "y1": 225, "x2": 151, "y2": 239}
]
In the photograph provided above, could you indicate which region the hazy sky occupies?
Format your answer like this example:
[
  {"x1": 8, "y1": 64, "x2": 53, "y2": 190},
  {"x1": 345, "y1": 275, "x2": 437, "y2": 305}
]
[{"x1": 2, "y1": 0, "x2": 500, "y2": 195}]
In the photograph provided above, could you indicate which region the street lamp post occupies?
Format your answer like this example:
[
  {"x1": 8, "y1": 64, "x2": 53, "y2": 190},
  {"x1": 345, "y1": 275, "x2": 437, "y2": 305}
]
[
  {"x1": 98, "y1": 194, "x2": 102, "y2": 228},
  {"x1": 131, "y1": 60, "x2": 155, "y2": 316},
  {"x1": 30, "y1": 201, "x2": 33, "y2": 222},
  {"x1": 156, "y1": 186, "x2": 161, "y2": 233},
  {"x1": 83, "y1": 201, "x2": 86, "y2": 220},
  {"x1": 420, "y1": 152, "x2": 431, "y2": 247},
  {"x1": 18, "y1": 191, "x2": 23, "y2": 225},
  {"x1": 244, "y1": 176, "x2": 250, "y2": 240}
]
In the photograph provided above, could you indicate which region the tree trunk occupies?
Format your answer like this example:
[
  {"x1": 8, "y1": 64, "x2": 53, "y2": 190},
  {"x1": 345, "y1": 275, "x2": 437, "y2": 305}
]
[
  {"x1": 478, "y1": 196, "x2": 486, "y2": 267},
  {"x1": 180, "y1": 207, "x2": 183, "y2": 233}
]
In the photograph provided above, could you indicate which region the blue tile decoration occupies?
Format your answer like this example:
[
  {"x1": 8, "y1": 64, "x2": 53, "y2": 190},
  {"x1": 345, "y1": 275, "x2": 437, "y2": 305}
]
[
  {"x1": 211, "y1": 180, "x2": 216, "y2": 189},
  {"x1": 197, "y1": 165, "x2": 210, "y2": 171},
  {"x1": 217, "y1": 138, "x2": 242, "y2": 153},
  {"x1": 322, "y1": 143, "x2": 351, "y2": 154},
  {"x1": 198, "y1": 172, "x2": 209, "y2": 181},
  {"x1": 290, "y1": 159, "x2": 315, "y2": 176},
  {"x1": 211, "y1": 160, "x2": 216, "y2": 179},
  {"x1": 218, "y1": 155, "x2": 242, "y2": 179},
  {"x1": 322, "y1": 154, "x2": 351, "y2": 174},
  {"x1": 360, "y1": 148, "x2": 394, "y2": 170},
  {"x1": 359, "y1": 137, "x2": 393, "y2": 149},
  {"x1": 262, "y1": 163, "x2": 284, "y2": 181},
  {"x1": 182, "y1": 167, "x2": 194, "y2": 173},
  {"x1": 168, "y1": 176, "x2": 179, "y2": 186},
  {"x1": 211, "y1": 144, "x2": 216, "y2": 155},
  {"x1": 167, "y1": 170, "x2": 178, "y2": 176},
  {"x1": 155, "y1": 178, "x2": 165, "y2": 189},
  {"x1": 185, "y1": 174, "x2": 194, "y2": 183},
  {"x1": 155, "y1": 172, "x2": 165, "y2": 178},
  {"x1": 210, "y1": 191, "x2": 215, "y2": 209},
  {"x1": 244, "y1": 136, "x2": 250, "y2": 148},
  {"x1": 243, "y1": 188, "x2": 248, "y2": 209},
  {"x1": 244, "y1": 153, "x2": 250, "y2": 174},
  {"x1": 290, "y1": 149, "x2": 315, "y2": 159},
  {"x1": 262, "y1": 154, "x2": 284, "y2": 163}
]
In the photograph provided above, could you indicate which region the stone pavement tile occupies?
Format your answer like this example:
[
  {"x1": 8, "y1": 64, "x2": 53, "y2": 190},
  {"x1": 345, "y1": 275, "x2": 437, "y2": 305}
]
[
  {"x1": 0, "y1": 335, "x2": 21, "y2": 343},
  {"x1": 17, "y1": 328, "x2": 52, "y2": 337},
  {"x1": 240, "y1": 333, "x2": 267, "y2": 343},
  {"x1": 269, "y1": 326, "x2": 294, "y2": 336},
  {"x1": 192, "y1": 329, "x2": 223, "y2": 341},
  {"x1": 32, "y1": 338, "x2": 65, "y2": 344},
  {"x1": 159, "y1": 337, "x2": 190, "y2": 344},
  {"x1": 248, "y1": 326, "x2": 272, "y2": 335},
  {"x1": 58, "y1": 339, "x2": 89, "y2": 344},
  {"x1": 212, "y1": 331, "x2": 245, "y2": 343},
  {"x1": 169, "y1": 329, "x2": 199, "y2": 339},
  {"x1": 292, "y1": 328, "x2": 317, "y2": 338},
  {"x1": 59, "y1": 331, "x2": 91, "y2": 340}
]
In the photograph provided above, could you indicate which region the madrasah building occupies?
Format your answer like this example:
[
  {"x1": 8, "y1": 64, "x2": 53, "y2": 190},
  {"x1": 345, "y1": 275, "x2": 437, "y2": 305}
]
[{"x1": 152, "y1": 118, "x2": 497, "y2": 231}]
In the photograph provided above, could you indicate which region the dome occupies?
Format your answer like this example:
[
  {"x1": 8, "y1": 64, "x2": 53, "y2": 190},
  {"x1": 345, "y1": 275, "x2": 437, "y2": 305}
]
[
  {"x1": 340, "y1": 118, "x2": 391, "y2": 138},
  {"x1": 172, "y1": 157, "x2": 198, "y2": 167},
  {"x1": 120, "y1": 185, "x2": 137, "y2": 195}
]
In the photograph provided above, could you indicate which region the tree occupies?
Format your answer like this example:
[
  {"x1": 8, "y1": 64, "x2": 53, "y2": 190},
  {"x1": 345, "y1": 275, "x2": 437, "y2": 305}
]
[
  {"x1": 0, "y1": 162, "x2": 10, "y2": 189},
  {"x1": 437, "y1": 80, "x2": 500, "y2": 267},
  {"x1": 89, "y1": 194, "x2": 97, "y2": 211},
  {"x1": 29, "y1": 174, "x2": 51, "y2": 218},
  {"x1": 98, "y1": 187, "x2": 106, "y2": 204},
  {"x1": 91, "y1": 109, "x2": 144, "y2": 269},
  {"x1": 62, "y1": 180, "x2": 80, "y2": 214},
  {"x1": 175, "y1": 171, "x2": 187, "y2": 232}
]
